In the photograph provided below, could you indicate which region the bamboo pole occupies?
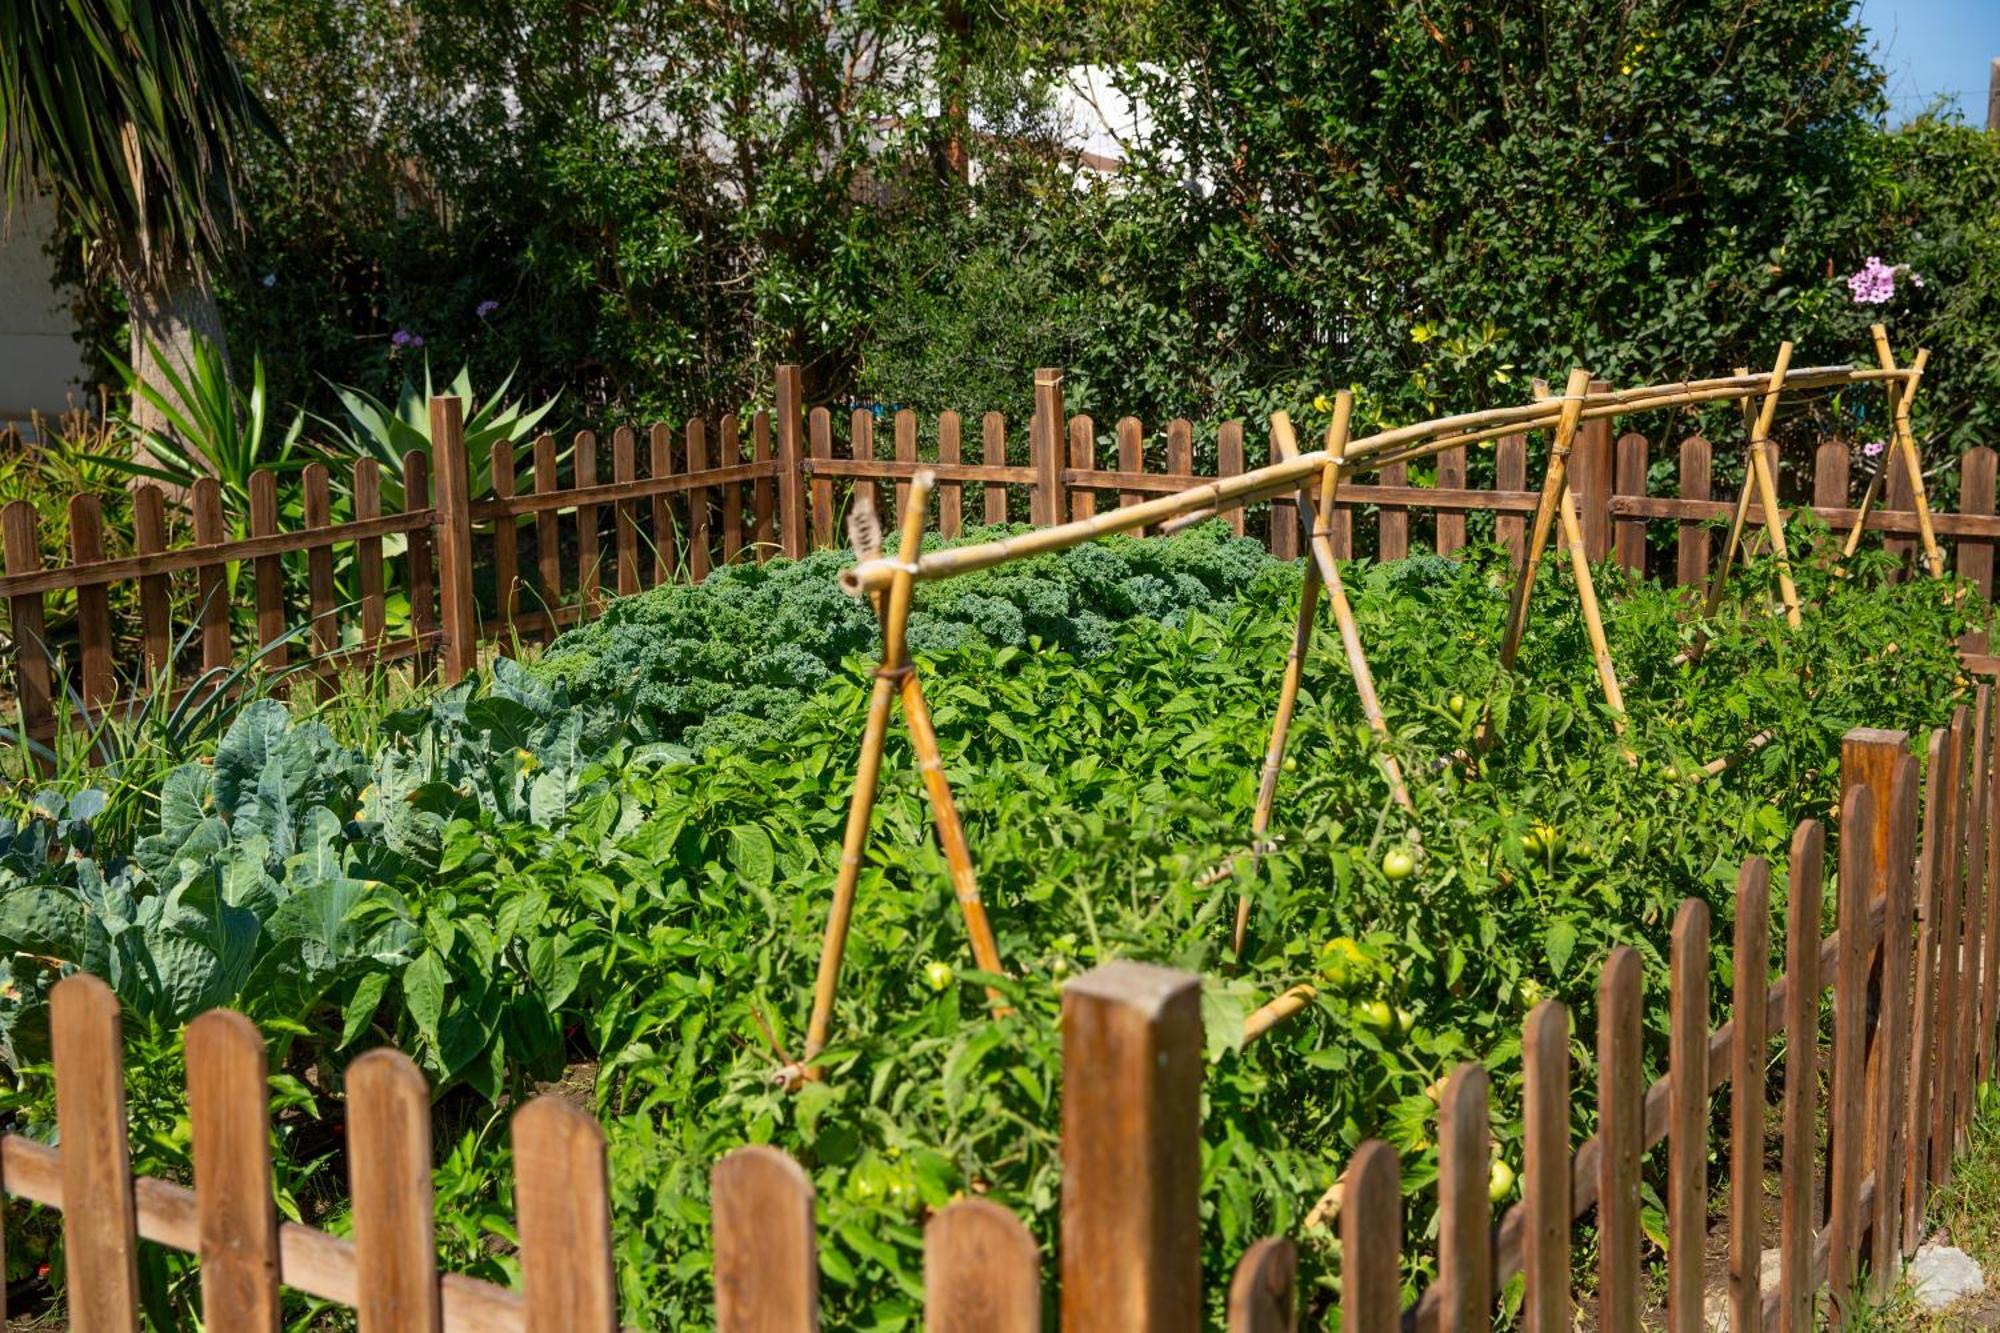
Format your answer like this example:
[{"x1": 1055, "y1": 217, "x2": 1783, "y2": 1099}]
[
  {"x1": 1874, "y1": 326, "x2": 1943, "y2": 578},
  {"x1": 1839, "y1": 463, "x2": 1887, "y2": 563},
  {"x1": 1743, "y1": 342, "x2": 1803, "y2": 626},
  {"x1": 1496, "y1": 369, "x2": 1594, "y2": 674},
  {"x1": 1555, "y1": 482, "x2": 1627, "y2": 724},
  {"x1": 1235, "y1": 549, "x2": 1323, "y2": 957},
  {"x1": 793, "y1": 472, "x2": 933, "y2": 1085},
  {"x1": 899, "y1": 668, "x2": 1010, "y2": 995},
  {"x1": 1243, "y1": 984, "x2": 1317, "y2": 1042}
]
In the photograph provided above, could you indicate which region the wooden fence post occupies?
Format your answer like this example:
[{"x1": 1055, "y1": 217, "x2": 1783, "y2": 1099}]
[
  {"x1": 1961, "y1": 447, "x2": 1996, "y2": 599},
  {"x1": 1437, "y1": 1062, "x2": 1492, "y2": 1333},
  {"x1": 713, "y1": 1146, "x2": 817, "y2": 1331},
  {"x1": 186, "y1": 1009, "x2": 282, "y2": 1332},
  {"x1": 1781, "y1": 822, "x2": 1826, "y2": 1331},
  {"x1": 1523, "y1": 1001, "x2": 1570, "y2": 1333},
  {"x1": 1676, "y1": 436, "x2": 1711, "y2": 590},
  {"x1": 1219, "y1": 422, "x2": 1247, "y2": 537},
  {"x1": 1344, "y1": 1141, "x2": 1401, "y2": 1333},
  {"x1": 1873, "y1": 751, "x2": 1922, "y2": 1288},
  {"x1": 429, "y1": 396, "x2": 477, "y2": 684},
  {"x1": 1669, "y1": 900, "x2": 1710, "y2": 1333},
  {"x1": 1, "y1": 501, "x2": 53, "y2": 769},
  {"x1": 1574, "y1": 378, "x2": 1614, "y2": 561},
  {"x1": 515, "y1": 1098, "x2": 619, "y2": 1333},
  {"x1": 1496, "y1": 435, "x2": 1527, "y2": 569},
  {"x1": 348, "y1": 1048, "x2": 442, "y2": 1333},
  {"x1": 777, "y1": 364, "x2": 808, "y2": 558},
  {"x1": 1032, "y1": 370, "x2": 1066, "y2": 527},
  {"x1": 51, "y1": 974, "x2": 140, "y2": 1329},
  {"x1": 926, "y1": 1198, "x2": 1042, "y2": 1333},
  {"x1": 1061, "y1": 961, "x2": 1201, "y2": 1331},
  {"x1": 1598, "y1": 947, "x2": 1643, "y2": 1333},
  {"x1": 1906, "y1": 722, "x2": 1958, "y2": 1240},
  {"x1": 1730, "y1": 858, "x2": 1771, "y2": 1333},
  {"x1": 1227, "y1": 1237, "x2": 1296, "y2": 1333},
  {"x1": 1070, "y1": 414, "x2": 1098, "y2": 521},
  {"x1": 191, "y1": 477, "x2": 230, "y2": 673},
  {"x1": 1954, "y1": 688, "x2": 1993, "y2": 1144},
  {"x1": 1613, "y1": 433, "x2": 1648, "y2": 577},
  {"x1": 1829, "y1": 783, "x2": 1877, "y2": 1320}
]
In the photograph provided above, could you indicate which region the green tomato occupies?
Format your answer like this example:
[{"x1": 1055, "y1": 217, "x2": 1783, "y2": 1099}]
[
  {"x1": 1519, "y1": 829, "x2": 1542, "y2": 855},
  {"x1": 1530, "y1": 822, "x2": 1559, "y2": 855},
  {"x1": 1515, "y1": 978, "x2": 1544, "y2": 1008},
  {"x1": 1447, "y1": 693, "x2": 1466, "y2": 716},
  {"x1": 1489, "y1": 1158, "x2": 1517, "y2": 1202},
  {"x1": 1396, "y1": 1006, "x2": 1415, "y2": 1036},
  {"x1": 1354, "y1": 999, "x2": 1395, "y2": 1033},
  {"x1": 1319, "y1": 936, "x2": 1368, "y2": 990},
  {"x1": 1382, "y1": 847, "x2": 1416, "y2": 881},
  {"x1": 923, "y1": 960, "x2": 955, "y2": 992}
]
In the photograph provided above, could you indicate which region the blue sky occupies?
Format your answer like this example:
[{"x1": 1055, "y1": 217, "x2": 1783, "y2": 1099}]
[{"x1": 1857, "y1": 0, "x2": 2000, "y2": 123}]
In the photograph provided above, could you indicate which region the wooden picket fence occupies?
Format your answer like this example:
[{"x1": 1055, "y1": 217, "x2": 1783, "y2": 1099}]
[
  {"x1": 3, "y1": 365, "x2": 1999, "y2": 763},
  {"x1": 8, "y1": 701, "x2": 2000, "y2": 1329}
]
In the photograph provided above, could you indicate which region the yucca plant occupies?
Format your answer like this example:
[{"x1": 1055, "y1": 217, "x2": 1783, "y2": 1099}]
[{"x1": 317, "y1": 360, "x2": 560, "y2": 510}]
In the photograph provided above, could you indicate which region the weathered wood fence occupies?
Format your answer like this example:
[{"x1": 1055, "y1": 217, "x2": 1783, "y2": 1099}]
[
  {"x1": 10, "y1": 702, "x2": 2000, "y2": 1328},
  {"x1": 3, "y1": 365, "x2": 1997, "y2": 760}
]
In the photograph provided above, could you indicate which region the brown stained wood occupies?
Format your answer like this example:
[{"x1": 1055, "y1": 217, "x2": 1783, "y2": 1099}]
[
  {"x1": 1677, "y1": 436, "x2": 1713, "y2": 589},
  {"x1": 1732, "y1": 858, "x2": 1772, "y2": 1333},
  {"x1": 1219, "y1": 422, "x2": 1247, "y2": 537},
  {"x1": 1436, "y1": 444, "x2": 1467, "y2": 554},
  {"x1": 514, "y1": 1097, "x2": 618, "y2": 1333},
  {"x1": 1227, "y1": 1237, "x2": 1295, "y2": 1333},
  {"x1": 186, "y1": 1009, "x2": 281, "y2": 1332},
  {"x1": 66, "y1": 493, "x2": 113, "y2": 707},
  {"x1": 1437, "y1": 1063, "x2": 1491, "y2": 1333},
  {"x1": 1, "y1": 502, "x2": 53, "y2": 764},
  {"x1": 925, "y1": 1198, "x2": 1041, "y2": 1333},
  {"x1": 1166, "y1": 417, "x2": 1193, "y2": 486},
  {"x1": 1061, "y1": 962, "x2": 1201, "y2": 1332},
  {"x1": 1985, "y1": 716, "x2": 2000, "y2": 1086},
  {"x1": 1670, "y1": 900, "x2": 1711, "y2": 1333},
  {"x1": 1963, "y1": 447, "x2": 1998, "y2": 598},
  {"x1": 752, "y1": 411, "x2": 776, "y2": 560},
  {"x1": 1613, "y1": 432, "x2": 1648, "y2": 577},
  {"x1": 1523, "y1": 1002, "x2": 1570, "y2": 1333},
  {"x1": 132, "y1": 485, "x2": 170, "y2": 675},
  {"x1": 1830, "y1": 785, "x2": 1878, "y2": 1320},
  {"x1": 52, "y1": 974, "x2": 140, "y2": 1330},
  {"x1": 1907, "y1": 726, "x2": 1953, "y2": 1240},
  {"x1": 1069, "y1": 414, "x2": 1097, "y2": 521},
  {"x1": 720, "y1": 414, "x2": 745, "y2": 565},
  {"x1": 1955, "y1": 688, "x2": 1993, "y2": 1147},
  {"x1": 1782, "y1": 821, "x2": 1826, "y2": 1332},
  {"x1": 1598, "y1": 947, "x2": 1643, "y2": 1333},
  {"x1": 431, "y1": 399, "x2": 478, "y2": 683},
  {"x1": 1496, "y1": 435, "x2": 1528, "y2": 568},
  {"x1": 936, "y1": 412, "x2": 963, "y2": 539},
  {"x1": 688, "y1": 418, "x2": 712, "y2": 582},
  {"x1": 347, "y1": 1048, "x2": 441, "y2": 1333},
  {"x1": 649, "y1": 423, "x2": 677, "y2": 584},
  {"x1": 894, "y1": 409, "x2": 919, "y2": 522},
  {"x1": 191, "y1": 477, "x2": 231, "y2": 672},
  {"x1": 402, "y1": 452, "x2": 439, "y2": 675},
  {"x1": 809, "y1": 408, "x2": 836, "y2": 549},
  {"x1": 1032, "y1": 372, "x2": 1065, "y2": 526},
  {"x1": 574, "y1": 430, "x2": 602, "y2": 612},
  {"x1": 354, "y1": 461, "x2": 387, "y2": 648},
  {"x1": 714, "y1": 1145, "x2": 817, "y2": 1331},
  {"x1": 1118, "y1": 417, "x2": 1145, "y2": 519},
  {"x1": 1378, "y1": 459, "x2": 1409, "y2": 562},
  {"x1": 303, "y1": 464, "x2": 338, "y2": 697},
  {"x1": 613, "y1": 427, "x2": 639, "y2": 596},
  {"x1": 1574, "y1": 379, "x2": 1614, "y2": 560},
  {"x1": 1815, "y1": 440, "x2": 1852, "y2": 510},
  {"x1": 532, "y1": 434, "x2": 563, "y2": 616},
  {"x1": 1343, "y1": 1141, "x2": 1400, "y2": 1333},
  {"x1": 1844, "y1": 725, "x2": 1911, "y2": 1269},
  {"x1": 776, "y1": 365, "x2": 808, "y2": 559},
  {"x1": 1884, "y1": 458, "x2": 1915, "y2": 576},
  {"x1": 1873, "y1": 753, "x2": 1922, "y2": 1286},
  {"x1": 1931, "y1": 709, "x2": 1971, "y2": 1190},
  {"x1": 983, "y1": 412, "x2": 1010, "y2": 525},
  {"x1": 488, "y1": 442, "x2": 520, "y2": 652}
]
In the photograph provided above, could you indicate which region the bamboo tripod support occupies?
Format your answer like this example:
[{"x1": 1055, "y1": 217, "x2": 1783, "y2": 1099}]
[
  {"x1": 787, "y1": 471, "x2": 1007, "y2": 1088},
  {"x1": 1873, "y1": 326, "x2": 1941, "y2": 576}
]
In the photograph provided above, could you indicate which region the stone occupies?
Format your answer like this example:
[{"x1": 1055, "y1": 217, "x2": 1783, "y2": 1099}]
[
  {"x1": 1909, "y1": 1244, "x2": 1987, "y2": 1311},
  {"x1": 1703, "y1": 1247, "x2": 1784, "y2": 1332}
]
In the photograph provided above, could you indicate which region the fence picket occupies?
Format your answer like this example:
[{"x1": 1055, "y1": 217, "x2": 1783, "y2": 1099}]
[
  {"x1": 1930, "y1": 708, "x2": 1971, "y2": 1190},
  {"x1": 489, "y1": 442, "x2": 519, "y2": 649},
  {"x1": 1906, "y1": 724, "x2": 1954, "y2": 1239},
  {"x1": 713, "y1": 1145, "x2": 817, "y2": 1331},
  {"x1": 752, "y1": 411, "x2": 776, "y2": 559},
  {"x1": 1677, "y1": 436, "x2": 1712, "y2": 588},
  {"x1": 1829, "y1": 783, "x2": 1877, "y2": 1319},
  {"x1": 1118, "y1": 416, "x2": 1144, "y2": 520},
  {"x1": 52, "y1": 973, "x2": 140, "y2": 1330},
  {"x1": 1885, "y1": 459, "x2": 1915, "y2": 575},
  {"x1": 1598, "y1": 947, "x2": 1643, "y2": 1333},
  {"x1": 514, "y1": 1097, "x2": 618, "y2": 1333},
  {"x1": 1954, "y1": 687, "x2": 1992, "y2": 1149},
  {"x1": 1731, "y1": 858, "x2": 1772, "y2": 1333},
  {"x1": 937, "y1": 411, "x2": 963, "y2": 539},
  {"x1": 850, "y1": 408, "x2": 877, "y2": 532},
  {"x1": 1227, "y1": 1237, "x2": 1295, "y2": 1333},
  {"x1": 1815, "y1": 441, "x2": 1851, "y2": 512},
  {"x1": 347, "y1": 1048, "x2": 441, "y2": 1333},
  {"x1": 721, "y1": 413, "x2": 745, "y2": 564},
  {"x1": 1437, "y1": 1062, "x2": 1491, "y2": 1333},
  {"x1": 1031, "y1": 372, "x2": 1064, "y2": 526},
  {"x1": 896, "y1": 408, "x2": 918, "y2": 522},
  {"x1": 192, "y1": 477, "x2": 231, "y2": 673},
  {"x1": 810, "y1": 408, "x2": 835, "y2": 551},
  {"x1": 983, "y1": 412, "x2": 1009, "y2": 525},
  {"x1": 1496, "y1": 435, "x2": 1527, "y2": 568},
  {"x1": 1219, "y1": 421, "x2": 1246, "y2": 537},
  {"x1": 649, "y1": 422, "x2": 677, "y2": 586},
  {"x1": 1070, "y1": 414, "x2": 1097, "y2": 521},
  {"x1": 1379, "y1": 459, "x2": 1409, "y2": 562},
  {"x1": 430, "y1": 401, "x2": 475, "y2": 683},
  {"x1": 1874, "y1": 750, "x2": 1922, "y2": 1284},
  {"x1": 1614, "y1": 433, "x2": 1648, "y2": 577},
  {"x1": 1, "y1": 502, "x2": 53, "y2": 764},
  {"x1": 1669, "y1": 900, "x2": 1710, "y2": 1333},
  {"x1": 304, "y1": 463, "x2": 337, "y2": 696},
  {"x1": 1523, "y1": 1001, "x2": 1569, "y2": 1333},
  {"x1": 1781, "y1": 821, "x2": 1825, "y2": 1332},
  {"x1": 1343, "y1": 1141, "x2": 1401, "y2": 1333},
  {"x1": 1960, "y1": 447, "x2": 1996, "y2": 598},
  {"x1": 1577, "y1": 379, "x2": 1614, "y2": 560},
  {"x1": 401, "y1": 451, "x2": 438, "y2": 673},
  {"x1": 186, "y1": 1009, "x2": 281, "y2": 1332},
  {"x1": 1984, "y1": 707, "x2": 2000, "y2": 1084},
  {"x1": 575, "y1": 430, "x2": 602, "y2": 612},
  {"x1": 68, "y1": 493, "x2": 114, "y2": 708},
  {"x1": 355, "y1": 460, "x2": 387, "y2": 647},
  {"x1": 777, "y1": 364, "x2": 808, "y2": 559},
  {"x1": 614, "y1": 426, "x2": 640, "y2": 595},
  {"x1": 925, "y1": 1198, "x2": 1042, "y2": 1333},
  {"x1": 533, "y1": 432, "x2": 564, "y2": 617},
  {"x1": 688, "y1": 417, "x2": 712, "y2": 583},
  {"x1": 132, "y1": 484, "x2": 169, "y2": 675},
  {"x1": 1436, "y1": 442, "x2": 1467, "y2": 555}
]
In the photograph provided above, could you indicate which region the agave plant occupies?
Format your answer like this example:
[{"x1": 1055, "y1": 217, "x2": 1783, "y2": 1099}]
[{"x1": 316, "y1": 360, "x2": 559, "y2": 509}]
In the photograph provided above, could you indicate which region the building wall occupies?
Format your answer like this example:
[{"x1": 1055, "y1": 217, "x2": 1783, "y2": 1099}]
[{"x1": 0, "y1": 194, "x2": 88, "y2": 430}]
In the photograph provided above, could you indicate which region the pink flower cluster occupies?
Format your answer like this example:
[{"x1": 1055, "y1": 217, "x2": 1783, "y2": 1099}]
[{"x1": 1846, "y1": 256, "x2": 1924, "y2": 305}]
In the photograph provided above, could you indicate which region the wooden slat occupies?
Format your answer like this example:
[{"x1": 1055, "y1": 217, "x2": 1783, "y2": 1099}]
[
  {"x1": 1906, "y1": 725, "x2": 1952, "y2": 1240},
  {"x1": 1731, "y1": 858, "x2": 1772, "y2": 1333},
  {"x1": 488, "y1": 442, "x2": 519, "y2": 652},
  {"x1": 1378, "y1": 458, "x2": 1409, "y2": 561},
  {"x1": 1677, "y1": 436, "x2": 1712, "y2": 589},
  {"x1": 1118, "y1": 417, "x2": 1144, "y2": 518},
  {"x1": 1960, "y1": 447, "x2": 1997, "y2": 596},
  {"x1": 1884, "y1": 457, "x2": 1915, "y2": 575},
  {"x1": 1, "y1": 502, "x2": 53, "y2": 764},
  {"x1": 186, "y1": 1009, "x2": 281, "y2": 1332},
  {"x1": 1984, "y1": 707, "x2": 2000, "y2": 1085},
  {"x1": 1343, "y1": 1141, "x2": 1400, "y2": 1333},
  {"x1": 1874, "y1": 751, "x2": 1922, "y2": 1285},
  {"x1": 925, "y1": 1198, "x2": 1042, "y2": 1333},
  {"x1": 514, "y1": 1097, "x2": 618, "y2": 1333},
  {"x1": 1436, "y1": 444, "x2": 1467, "y2": 554},
  {"x1": 688, "y1": 418, "x2": 712, "y2": 583},
  {"x1": 67, "y1": 493, "x2": 114, "y2": 707},
  {"x1": 192, "y1": 477, "x2": 231, "y2": 672},
  {"x1": 1931, "y1": 708, "x2": 1970, "y2": 1190},
  {"x1": 1598, "y1": 947, "x2": 1643, "y2": 1333},
  {"x1": 1032, "y1": 373, "x2": 1065, "y2": 526},
  {"x1": 810, "y1": 408, "x2": 835, "y2": 549},
  {"x1": 533, "y1": 433, "x2": 563, "y2": 616},
  {"x1": 776, "y1": 365, "x2": 807, "y2": 559},
  {"x1": 575, "y1": 430, "x2": 601, "y2": 612},
  {"x1": 894, "y1": 409, "x2": 918, "y2": 522},
  {"x1": 649, "y1": 423, "x2": 676, "y2": 584},
  {"x1": 303, "y1": 464, "x2": 337, "y2": 696},
  {"x1": 849, "y1": 408, "x2": 875, "y2": 536},
  {"x1": 1815, "y1": 440, "x2": 1851, "y2": 511},
  {"x1": 1829, "y1": 783, "x2": 1877, "y2": 1320},
  {"x1": 1782, "y1": 820, "x2": 1825, "y2": 1332},
  {"x1": 1166, "y1": 419, "x2": 1193, "y2": 495},
  {"x1": 936, "y1": 411, "x2": 963, "y2": 539},
  {"x1": 983, "y1": 412, "x2": 1010, "y2": 525},
  {"x1": 1523, "y1": 1001, "x2": 1569, "y2": 1333},
  {"x1": 52, "y1": 973, "x2": 140, "y2": 1330},
  {"x1": 132, "y1": 485, "x2": 170, "y2": 675},
  {"x1": 1575, "y1": 379, "x2": 1614, "y2": 560},
  {"x1": 1669, "y1": 899, "x2": 1710, "y2": 1333},
  {"x1": 720, "y1": 414, "x2": 745, "y2": 564},
  {"x1": 1437, "y1": 1062, "x2": 1491, "y2": 1333},
  {"x1": 752, "y1": 411, "x2": 776, "y2": 560},
  {"x1": 1613, "y1": 432, "x2": 1648, "y2": 577},
  {"x1": 1069, "y1": 414, "x2": 1097, "y2": 521},
  {"x1": 348, "y1": 1048, "x2": 441, "y2": 1333},
  {"x1": 1061, "y1": 962, "x2": 1201, "y2": 1331},
  {"x1": 713, "y1": 1146, "x2": 817, "y2": 1331},
  {"x1": 1954, "y1": 688, "x2": 1992, "y2": 1147},
  {"x1": 355, "y1": 460, "x2": 387, "y2": 647},
  {"x1": 1496, "y1": 435, "x2": 1527, "y2": 568},
  {"x1": 1227, "y1": 1237, "x2": 1294, "y2": 1333},
  {"x1": 402, "y1": 451, "x2": 438, "y2": 675},
  {"x1": 1218, "y1": 421, "x2": 1246, "y2": 537},
  {"x1": 613, "y1": 427, "x2": 639, "y2": 596},
  {"x1": 431, "y1": 400, "x2": 477, "y2": 682}
]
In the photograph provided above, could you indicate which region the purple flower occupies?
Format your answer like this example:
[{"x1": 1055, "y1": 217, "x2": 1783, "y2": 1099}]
[
  {"x1": 1862, "y1": 439, "x2": 1886, "y2": 459},
  {"x1": 390, "y1": 329, "x2": 424, "y2": 349},
  {"x1": 1845, "y1": 256, "x2": 1924, "y2": 306},
  {"x1": 476, "y1": 300, "x2": 500, "y2": 318}
]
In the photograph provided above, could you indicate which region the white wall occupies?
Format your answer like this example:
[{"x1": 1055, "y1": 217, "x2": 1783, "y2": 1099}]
[{"x1": 0, "y1": 193, "x2": 88, "y2": 430}]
